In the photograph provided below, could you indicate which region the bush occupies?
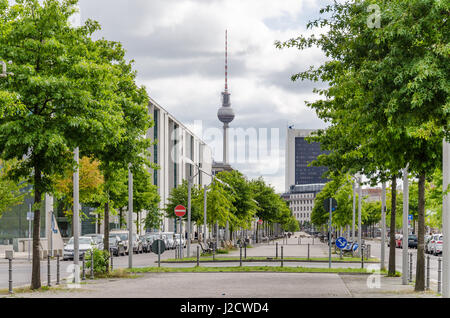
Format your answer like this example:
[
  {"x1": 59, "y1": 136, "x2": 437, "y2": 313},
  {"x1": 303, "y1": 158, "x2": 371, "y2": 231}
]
[{"x1": 85, "y1": 248, "x2": 110, "y2": 275}]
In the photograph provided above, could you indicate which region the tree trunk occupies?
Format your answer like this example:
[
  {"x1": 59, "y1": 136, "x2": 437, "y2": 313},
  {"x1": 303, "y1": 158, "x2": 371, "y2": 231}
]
[
  {"x1": 31, "y1": 168, "x2": 42, "y2": 290},
  {"x1": 119, "y1": 207, "x2": 123, "y2": 229},
  {"x1": 415, "y1": 173, "x2": 426, "y2": 291},
  {"x1": 388, "y1": 176, "x2": 397, "y2": 276}
]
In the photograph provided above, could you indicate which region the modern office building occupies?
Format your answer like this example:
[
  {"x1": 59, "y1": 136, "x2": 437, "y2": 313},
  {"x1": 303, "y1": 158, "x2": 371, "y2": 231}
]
[
  {"x1": 281, "y1": 184, "x2": 326, "y2": 224},
  {"x1": 147, "y1": 97, "x2": 213, "y2": 233},
  {"x1": 285, "y1": 128, "x2": 329, "y2": 192}
]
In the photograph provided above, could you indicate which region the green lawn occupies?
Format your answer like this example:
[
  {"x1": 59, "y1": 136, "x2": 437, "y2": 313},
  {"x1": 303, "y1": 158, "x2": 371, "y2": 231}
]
[
  {"x1": 163, "y1": 256, "x2": 379, "y2": 262},
  {"x1": 127, "y1": 266, "x2": 385, "y2": 274}
]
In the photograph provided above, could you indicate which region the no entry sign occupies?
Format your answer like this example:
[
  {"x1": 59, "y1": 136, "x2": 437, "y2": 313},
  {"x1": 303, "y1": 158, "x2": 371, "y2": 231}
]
[
  {"x1": 175, "y1": 205, "x2": 186, "y2": 217},
  {"x1": 258, "y1": 219, "x2": 263, "y2": 225}
]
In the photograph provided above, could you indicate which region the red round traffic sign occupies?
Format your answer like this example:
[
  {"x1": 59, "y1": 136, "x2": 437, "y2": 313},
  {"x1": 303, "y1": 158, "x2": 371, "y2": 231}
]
[
  {"x1": 258, "y1": 219, "x2": 263, "y2": 225},
  {"x1": 174, "y1": 205, "x2": 186, "y2": 217}
]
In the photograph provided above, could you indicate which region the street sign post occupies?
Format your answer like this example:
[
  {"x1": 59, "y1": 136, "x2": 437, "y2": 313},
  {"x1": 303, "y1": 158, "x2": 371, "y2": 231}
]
[
  {"x1": 324, "y1": 198, "x2": 337, "y2": 269},
  {"x1": 336, "y1": 237, "x2": 348, "y2": 249},
  {"x1": 152, "y1": 239, "x2": 166, "y2": 268},
  {"x1": 174, "y1": 205, "x2": 186, "y2": 259}
]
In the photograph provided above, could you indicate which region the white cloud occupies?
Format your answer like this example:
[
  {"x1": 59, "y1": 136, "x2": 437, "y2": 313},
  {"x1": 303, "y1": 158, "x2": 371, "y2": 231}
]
[{"x1": 76, "y1": 0, "x2": 330, "y2": 192}]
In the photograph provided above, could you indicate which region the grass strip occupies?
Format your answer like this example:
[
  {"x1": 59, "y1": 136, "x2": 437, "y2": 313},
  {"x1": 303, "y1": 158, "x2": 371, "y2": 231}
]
[
  {"x1": 127, "y1": 266, "x2": 386, "y2": 274},
  {"x1": 163, "y1": 256, "x2": 379, "y2": 262}
]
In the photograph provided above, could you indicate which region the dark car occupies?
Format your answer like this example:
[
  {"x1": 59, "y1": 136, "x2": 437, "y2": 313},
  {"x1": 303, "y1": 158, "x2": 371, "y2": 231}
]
[
  {"x1": 408, "y1": 234, "x2": 418, "y2": 248},
  {"x1": 108, "y1": 235, "x2": 126, "y2": 256}
]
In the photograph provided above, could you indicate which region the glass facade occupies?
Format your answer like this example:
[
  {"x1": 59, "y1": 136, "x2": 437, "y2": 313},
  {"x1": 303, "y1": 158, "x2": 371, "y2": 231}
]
[
  {"x1": 294, "y1": 137, "x2": 329, "y2": 185},
  {"x1": 0, "y1": 195, "x2": 45, "y2": 244}
]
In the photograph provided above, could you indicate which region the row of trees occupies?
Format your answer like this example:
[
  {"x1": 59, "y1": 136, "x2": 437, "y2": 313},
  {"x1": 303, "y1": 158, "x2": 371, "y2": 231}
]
[
  {"x1": 164, "y1": 170, "x2": 299, "y2": 240},
  {"x1": 311, "y1": 169, "x2": 443, "y2": 235},
  {"x1": 0, "y1": 0, "x2": 159, "y2": 289},
  {"x1": 277, "y1": 0, "x2": 449, "y2": 292}
]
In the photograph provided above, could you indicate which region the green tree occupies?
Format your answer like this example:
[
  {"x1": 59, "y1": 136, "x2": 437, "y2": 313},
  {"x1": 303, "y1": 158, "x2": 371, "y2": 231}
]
[
  {"x1": 216, "y1": 170, "x2": 258, "y2": 235},
  {"x1": 277, "y1": 0, "x2": 449, "y2": 289},
  {"x1": 164, "y1": 179, "x2": 203, "y2": 225},
  {"x1": 132, "y1": 167, "x2": 160, "y2": 234},
  {"x1": 0, "y1": 0, "x2": 131, "y2": 289}
]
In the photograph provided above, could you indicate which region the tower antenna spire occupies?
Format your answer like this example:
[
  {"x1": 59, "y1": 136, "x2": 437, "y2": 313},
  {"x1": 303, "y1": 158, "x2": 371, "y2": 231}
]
[{"x1": 225, "y1": 29, "x2": 228, "y2": 91}]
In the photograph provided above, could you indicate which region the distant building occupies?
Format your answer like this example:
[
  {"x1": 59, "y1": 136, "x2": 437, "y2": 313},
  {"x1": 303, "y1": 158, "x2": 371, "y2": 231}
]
[
  {"x1": 281, "y1": 184, "x2": 326, "y2": 224},
  {"x1": 362, "y1": 188, "x2": 382, "y2": 202},
  {"x1": 285, "y1": 128, "x2": 329, "y2": 192}
]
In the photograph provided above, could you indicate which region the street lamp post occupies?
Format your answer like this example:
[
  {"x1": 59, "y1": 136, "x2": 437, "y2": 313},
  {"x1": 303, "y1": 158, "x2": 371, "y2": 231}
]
[
  {"x1": 381, "y1": 181, "x2": 387, "y2": 271},
  {"x1": 73, "y1": 147, "x2": 80, "y2": 284},
  {"x1": 443, "y1": 139, "x2": 450, "y2": 298},
  {"x1": 358, "y1": 174, "x2": 362, "y2": 257},
  {"x1": 402, "y1": 165, "x2": 409, "y2": 285},
  {"x1": 128, "y1": 164, "x2": 133, "y2": 269}
]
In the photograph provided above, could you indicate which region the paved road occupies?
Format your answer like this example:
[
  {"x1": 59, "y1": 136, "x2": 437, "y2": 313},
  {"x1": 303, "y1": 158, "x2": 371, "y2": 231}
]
[
  {"x1": 1, "y1": 233, "x2": 442, "y2": 291},
  {"x1": 364, "y1": 239, "x2": 440, "y2": 284}
]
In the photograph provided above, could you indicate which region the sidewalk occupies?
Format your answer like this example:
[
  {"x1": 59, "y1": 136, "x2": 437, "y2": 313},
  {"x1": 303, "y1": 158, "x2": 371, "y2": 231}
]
[{"x1": 5, "y1": 271, "x2": 439, "y2": 298}]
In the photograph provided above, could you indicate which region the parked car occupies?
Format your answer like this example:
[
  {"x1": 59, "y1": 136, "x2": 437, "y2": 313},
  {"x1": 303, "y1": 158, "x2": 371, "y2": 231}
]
[
  {"x1": 110, "y1": 230, "x2": 130, "y2": 254},
  {"x1": 408, "y1": 234, "x2": 418, "y2": 248},
  {"x1": 174, "y1": 233, "x2": 186, "y2": 248},
  {"x1": 143, "y1": 234, "x2": 159, "y2": 251},
  {"x1": 160, "y1": 232, "x2": 176, "y2": 249},
  {"x1": 395, "y1": 234, "x2": 403, "y2": 248},
  {"x1": 425, "y1": 235, "x2": 433, "y2": 254},
  {"x1": 431, "y1": 234, "x2": 443, "y2": 256},
  {"x1": 427, "y1": 234, "x2": 439, "y2": 255},
  {"x1": 63, "y1": 236, "x2": 95, "y2": 260},
  {"x1": 108, "y1": 235, "x2": 126, "y2": 256},
  {"x1": 131, "y1": 234, "x2": 143, "y2": 253},
  {"x1": 139, "y1": 235, "x2": 151, "y2": 253},
  {"x1": 84, "y1": 234, "x2": 104, "y2": 250}
]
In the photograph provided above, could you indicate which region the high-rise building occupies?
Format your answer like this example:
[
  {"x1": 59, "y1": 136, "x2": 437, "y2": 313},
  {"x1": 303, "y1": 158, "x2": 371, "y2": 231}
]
[{"x1": 285, "y1": 128, "x2": 329, "y2": 192}]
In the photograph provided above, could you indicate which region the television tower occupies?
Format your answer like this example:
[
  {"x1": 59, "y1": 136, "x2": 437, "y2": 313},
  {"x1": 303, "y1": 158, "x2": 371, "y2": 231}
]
[{"x1": 217, "y1": 30, "x2": 235, "y2": 164}]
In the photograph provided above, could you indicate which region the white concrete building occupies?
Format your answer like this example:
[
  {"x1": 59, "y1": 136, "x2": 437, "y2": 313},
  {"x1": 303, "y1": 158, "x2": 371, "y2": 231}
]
[
  {"x1": 282, "y1": 184, "x2": 326, "y2": 224},
  {"x1": 147, "y1": 97, "x2": 213, "y2": 233}
]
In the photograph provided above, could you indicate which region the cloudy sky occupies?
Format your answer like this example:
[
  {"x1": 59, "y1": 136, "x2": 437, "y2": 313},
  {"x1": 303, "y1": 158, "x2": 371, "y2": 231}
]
[{"x1": 74, "y1": 0, "x2": 329, "y2": 192}]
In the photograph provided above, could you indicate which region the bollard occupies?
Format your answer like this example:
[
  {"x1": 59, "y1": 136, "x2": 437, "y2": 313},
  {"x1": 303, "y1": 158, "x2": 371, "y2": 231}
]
[
  {"x1": 438, "y1": 257, "x2": 442, "y2": 294},
  {"x1": 82, "y1": 254, "x2": 86, "y2": 281},
  {"x1": 409, "y1": 253, "x2": 413, "y2": 283},
  {"x1": 240, "y1": 243, "x2": 242, "y2": 267},
  {"x1": 307, "y1": 243, "x2": 310, "y2": 261},
  {"x1": 361, "y1": 246, "x2": 364, "y2": 269},
  {"x1": 91, "y1": 251, "x2": 94, "y2": 279},
  {"x1": 426, "y1": 255, "x2": 430, "y2": 290},
  {"x1": 157, "y1": 240, "x2": 161, "y2": 268},
  {"x1": 281, "y1": 246, "x2": 284, "y2": 268},
  {"x1": 47, "y1": 254, "x2": 51, "y2": 287},
  {"x1": 56, "y1": 253, "x2": 60, "y2": 285},
  {"x1": 276, "y1": 242, "x2": 278, "y2": 258},
  {"x1": 197, "y1": 246, "x2": 200, "y2": 267},
  {"x1": 8, "y1": 258, "x2": 13, "y2": 294}
]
